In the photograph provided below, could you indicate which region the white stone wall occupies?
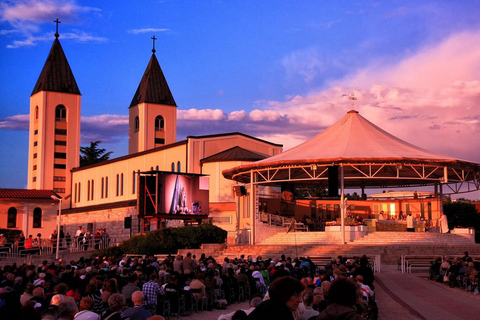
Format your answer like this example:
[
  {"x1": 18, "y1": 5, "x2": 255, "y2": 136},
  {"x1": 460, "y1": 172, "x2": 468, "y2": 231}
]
[{"x1": 61, "y1": 206, "x2": 137, "y2": 245}]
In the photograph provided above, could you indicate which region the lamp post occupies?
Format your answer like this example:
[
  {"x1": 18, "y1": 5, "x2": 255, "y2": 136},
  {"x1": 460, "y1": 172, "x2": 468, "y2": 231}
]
[
  {"x1": 51, "y1": 195, "x2": 62, "y2": 260},
  {"x1": 51, "y1": 194, "x2": 70, "y2": 260}
]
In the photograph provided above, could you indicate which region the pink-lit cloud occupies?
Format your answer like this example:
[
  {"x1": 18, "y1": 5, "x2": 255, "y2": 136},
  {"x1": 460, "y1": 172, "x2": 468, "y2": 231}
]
[
  {"x1": 1, "y1": 29, "x2": 479, "y2": 162},
  {"x1": 0, "y1": 0, "x2": 103, "y2": 48}
]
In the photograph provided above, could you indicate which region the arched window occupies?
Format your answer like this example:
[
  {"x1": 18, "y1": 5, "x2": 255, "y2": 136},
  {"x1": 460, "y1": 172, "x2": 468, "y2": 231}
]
[
  {"x1": 78, "y1": 182, "x2": 81, "y2": 202},
  {"x1": 33, "y1": 207, "x2": 42, "y2": 228},
  {"x1": 156, "y1": 165, "x2": 159, "y2": 171},
  {"x1": 171, "y1": 162, "x2": 175, "y2": 172},
  {"x1": 55, "y1": 105, "x2": 66, "y2": 122},
  {"x1": 101, "y1": 177, "x2": 105, "y2": 198},
  {"x1": 121, "y1": 173, "x2": 124, "y2": 196},
  {"x1": 105, "y1": 177, "x2": 108, "y2": 198},
  {"x1": 155, "y1": 116, "x2": 165, "y2": 131},
  {"x1": 116, "y1": 174, "x2": 120, "y2": 196},
  {"x1": 132, "y1": 171, "x2": 136, "y2": 194},
  {"x1": 35, "y1": 106, "x2": 39, "y2": 120},
  {"x1": 87, "y1": 180, "x2": 91, "y2": 201},
  {"x1": 91, "y1": 180, "x2": 94, "y2": 200},
  {"x1": 7, "y1": 207, "x2": 17, "y2": 228},
  {"x1": 177, "y1": 161, "x2": 181, "y2": 173},
  {"x1": 134, "y1": 116, "x2": 139, "y2": 132}
]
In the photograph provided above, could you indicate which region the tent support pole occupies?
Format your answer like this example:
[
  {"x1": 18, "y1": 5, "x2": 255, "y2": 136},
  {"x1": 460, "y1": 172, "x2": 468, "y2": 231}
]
[{"x1": 340, "y1": 164, "x2": 346, "y2": 245}]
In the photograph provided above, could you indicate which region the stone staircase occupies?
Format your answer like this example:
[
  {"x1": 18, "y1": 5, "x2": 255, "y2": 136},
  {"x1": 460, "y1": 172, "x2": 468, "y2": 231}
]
[
  {"x1": 259, "y1": 231, "x2": 337, "y2": 245},
  {"x1": 218, "y1": 231, "x2": 480, "y2": 265},
  {"x1": 351, "y1": 231, "x2": 474, "y2": 246}
]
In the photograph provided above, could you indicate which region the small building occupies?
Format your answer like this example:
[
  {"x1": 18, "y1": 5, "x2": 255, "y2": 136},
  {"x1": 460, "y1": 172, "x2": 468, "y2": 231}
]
[{"x1": 0, "y1": 189, "x2": 59, "y2": 239}]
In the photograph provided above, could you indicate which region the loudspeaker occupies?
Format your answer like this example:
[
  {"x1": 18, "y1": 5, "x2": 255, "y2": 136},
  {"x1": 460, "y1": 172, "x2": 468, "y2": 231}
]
[
  {"x1": 233, "y1": 186, "x2": 247, "y2": 196},
  {"x1": 124, "y1": 216, "x2": 132, "y2": 229},
  {"x1": 328, "y1": 166, "x2": 339, "y2": 197}
]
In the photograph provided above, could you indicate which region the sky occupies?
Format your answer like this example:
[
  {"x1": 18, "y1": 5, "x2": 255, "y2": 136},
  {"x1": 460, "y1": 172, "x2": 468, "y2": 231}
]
[{"x1": 0, "y1": 0, "x2": 480, "y2": 199}]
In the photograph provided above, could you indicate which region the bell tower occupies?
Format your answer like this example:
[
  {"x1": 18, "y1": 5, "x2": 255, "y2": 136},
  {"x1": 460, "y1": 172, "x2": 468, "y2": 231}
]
[
  {"x1": 129, "y1": 36, "x2": 177, "y2": 154},
  {"x1": 27, "y1": 20, "x2": 81, "y2": 197}
]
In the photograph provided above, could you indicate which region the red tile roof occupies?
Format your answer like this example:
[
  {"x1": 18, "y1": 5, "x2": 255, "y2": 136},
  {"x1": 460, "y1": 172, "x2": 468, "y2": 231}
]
[
  {"x1": 0, "y1": 189, "x2": 59, "y2": 199},
  {"x1": 201, "y1": 146, "x2": 269, "y2": 163}
]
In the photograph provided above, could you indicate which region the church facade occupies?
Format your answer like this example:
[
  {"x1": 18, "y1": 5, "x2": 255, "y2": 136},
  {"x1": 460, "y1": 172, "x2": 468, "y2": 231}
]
[{"x1": 1, "y1": 33, "x2": 282, "y2": 244}]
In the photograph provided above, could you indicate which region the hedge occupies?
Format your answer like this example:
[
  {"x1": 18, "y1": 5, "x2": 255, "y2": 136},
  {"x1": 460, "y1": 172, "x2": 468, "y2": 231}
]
[{"x1": 97, "y1": 224, "x2": 227, "y2": 257}]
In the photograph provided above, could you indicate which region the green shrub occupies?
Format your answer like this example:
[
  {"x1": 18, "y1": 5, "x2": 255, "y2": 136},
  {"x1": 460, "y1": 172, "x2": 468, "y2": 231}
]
[
  {"x1": 116, "y1": 224, "x2": 227, "y2": 256},
  {"x1": 0, "y1": 229, "x2": 22, "y2": 242}
]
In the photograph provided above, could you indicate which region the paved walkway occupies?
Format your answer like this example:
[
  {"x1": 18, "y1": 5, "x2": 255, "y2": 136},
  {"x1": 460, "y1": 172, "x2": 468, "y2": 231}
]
[{"x1": 376, "y1": 265, "x2": 480, "y2": 320}]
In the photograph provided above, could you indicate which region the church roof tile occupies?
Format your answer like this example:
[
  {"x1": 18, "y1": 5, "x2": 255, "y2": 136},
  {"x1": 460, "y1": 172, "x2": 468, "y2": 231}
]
[
  {"x1": 130, "y1": 54, "x2": 176, "y2": 107},
  {"x1": 31, "y1": 38, "x2": 80, "y2": 96}
]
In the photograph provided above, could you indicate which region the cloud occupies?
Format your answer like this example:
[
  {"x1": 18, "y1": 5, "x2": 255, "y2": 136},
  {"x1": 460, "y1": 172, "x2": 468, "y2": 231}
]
[
  {"x1": 0, "y1": 0, "x2": 103, "y2": 48},
  {"x1": 0, "y1": 113, "x2": 128, "y2": 144},
  {"x1": 127, "y1": 28, "x2": 170, "y2": 35},
  {"x1": 2, "y1": 29, "x2": 479, "y2": 163},
  {"x1": 178, "y1": 108, "x2": 227, "y2": 120},
  {"x1": 80, "y1": 115, "x2": 128, "y2": 143},
  {"x1": 262, "y1": 29, "x2": 480, "y2": 160},
  {"x1": 0, "y1": 114, "x2": 29, "y2": 130},
  {"x1": 281, "y1": 48, "x2": 324, "y2": 84}
]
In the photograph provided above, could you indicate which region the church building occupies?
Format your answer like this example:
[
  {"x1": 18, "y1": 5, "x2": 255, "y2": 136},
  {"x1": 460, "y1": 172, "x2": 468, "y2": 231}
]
[{"x1": 1, "y1": 31, "x2": 282, "y2": 244}]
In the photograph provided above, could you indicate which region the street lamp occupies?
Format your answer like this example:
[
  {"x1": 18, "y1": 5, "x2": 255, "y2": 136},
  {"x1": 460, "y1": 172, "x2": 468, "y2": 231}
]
[
  {"x1": 51, "y1": 194, "x2": 71, "y2": 260},
  {"x1": 51, "y1": 195, "x2": 62, "y2": 260}
]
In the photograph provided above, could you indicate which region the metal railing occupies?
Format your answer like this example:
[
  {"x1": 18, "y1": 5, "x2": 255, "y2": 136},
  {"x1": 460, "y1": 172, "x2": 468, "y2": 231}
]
[{"x1": 0, "y1": 233, "x2": 124, "y2": 259}]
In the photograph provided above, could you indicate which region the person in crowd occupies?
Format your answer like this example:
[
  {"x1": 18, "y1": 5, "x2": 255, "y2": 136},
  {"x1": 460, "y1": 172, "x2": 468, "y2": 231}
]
[
  {"x1": 317, "y1": 278, "x2": 364, "y2": 320},
  {"x1": 75, "y1": 297, "x2": 101, "y2": 320},
  {"x1": 438, "y1": 212, "x2": 449, "y2": 233},
  {"x1": 406, "y1": 213, "x2": 415, "y2": 232},
  {"x1": 102, "y1": 293, "x2": 128, "y2": 320},
  {"x1": 231, "y1": 310, "x2": 248, "y2": 320},
  {"x1": 377, "y1": 211, "x2": 384, "y2": 220},
  {"x1": 20, "y1": 283, "x2": 34, "y2": 305},
  {"x1": 0, "y1": 234, "x2": 7, "y2": 246},
  {"x1": 248, "y1": 276, "x2": 304, "y2": 320},
  {"x1": 189, "y1": 271, "x2": 207, "y2": 302},
  {"x1": 58, "y1": 299, "x2": 79, "y2": 320},
  {"x1": 25, "y1": 234, "x2": 33, "y2": 250},
  {"x1": 173, "y1": 255, "x2": 183, "y2": 274},
  {"x1": 85, "y1": 282, "x2": 105, "y2": 316},
  {"x1": 355, "y1": 275, "x2": 373, "y2": 301},
  {"x1": 17, "y1": 231, "x2": 26, "y2": 252},
  {"x1": 299, "y1": 290, "x2": 319, "y2": 320},
  {"x1": 182, "y1": 252, "x2": 197, "y2": 275},
  {"x1": 121, "y1": 273, "x2": 140, "y2": 304},
  {"x1": 218, "y1": 296, "x2": 263, "y2": 320},
  {"x1": 122, "y1": 290, "x2": 151, "y2": 320},
  {"x1": 142, "y1": 273, "x2": 164, "y2": 315}
]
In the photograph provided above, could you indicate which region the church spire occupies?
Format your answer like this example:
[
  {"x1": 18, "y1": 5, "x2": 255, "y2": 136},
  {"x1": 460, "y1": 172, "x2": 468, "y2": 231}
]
[
  {"x1": 31, "y1": 20, "x2": 80, "y2": 96},
  {"x1": 129, "y1": 44, "x2": 176, "y2": 107}
]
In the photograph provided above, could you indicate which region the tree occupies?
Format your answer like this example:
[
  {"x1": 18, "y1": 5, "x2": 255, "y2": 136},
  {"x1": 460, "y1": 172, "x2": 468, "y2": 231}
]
[
  {"x1": 443, "y1": 201, "x2": 480, "y2": 242},
  {"x1": 80, "y1": 141, "x2": 113, "y2": 167}
]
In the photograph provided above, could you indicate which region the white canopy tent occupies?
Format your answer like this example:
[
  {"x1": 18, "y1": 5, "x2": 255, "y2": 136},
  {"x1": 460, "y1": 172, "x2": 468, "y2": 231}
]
[{"x1": 223, "y1": 110, "x2": 480, "y2": 244}]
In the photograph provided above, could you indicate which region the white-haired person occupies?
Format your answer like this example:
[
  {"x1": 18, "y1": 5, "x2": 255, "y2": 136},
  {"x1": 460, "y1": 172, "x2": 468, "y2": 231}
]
[{"x1": 122, "y1": 291, "x2": 151, "y2": 320}]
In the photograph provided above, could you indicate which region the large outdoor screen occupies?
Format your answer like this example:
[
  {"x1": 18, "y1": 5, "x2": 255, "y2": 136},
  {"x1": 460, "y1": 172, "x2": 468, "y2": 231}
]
[{"x1": 138, "y1": 171, "x2": 209, "y2": 218}]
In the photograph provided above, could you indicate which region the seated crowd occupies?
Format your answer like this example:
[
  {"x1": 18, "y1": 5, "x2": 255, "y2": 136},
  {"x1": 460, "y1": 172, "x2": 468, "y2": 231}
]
[
  {"x1": 429, "y1": 251, "x2": 480, "y2": 293},
  {"x1": 0, "y1": 252, "x2": 378, "y2": 320}
]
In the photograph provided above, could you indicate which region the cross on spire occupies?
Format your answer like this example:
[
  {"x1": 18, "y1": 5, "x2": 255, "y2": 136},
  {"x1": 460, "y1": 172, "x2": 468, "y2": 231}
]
[
  {"x1": 151, "y1": 35, "x2": 157, "y2": 54},
  {"x1": 54, "y1": 18, "x2": 61, "y2": 38}
]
